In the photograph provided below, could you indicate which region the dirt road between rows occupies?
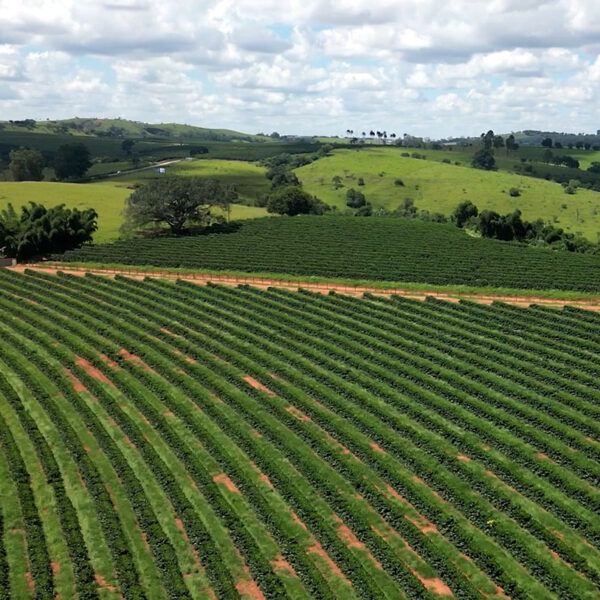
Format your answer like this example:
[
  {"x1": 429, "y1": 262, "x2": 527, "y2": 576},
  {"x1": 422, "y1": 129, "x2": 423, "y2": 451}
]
[{"x1": 7, "y1": 263, "x2": 600, "y2": 312}]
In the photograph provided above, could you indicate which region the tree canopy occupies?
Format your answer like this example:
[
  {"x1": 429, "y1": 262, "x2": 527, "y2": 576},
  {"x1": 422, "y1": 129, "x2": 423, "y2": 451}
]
[
  {"x1": 266, "y1": 186, "x2": 328, "y2": 216},
  {"x1": 472, "y1": 148, "x2": 496, "y2": 170},
  {"x1": 0, "y1": 203, "x2": 97, "y2": 260},
  {"x1": 9, "y1": 147, "x2": 45, "y2": 181},
  {"x1": 123, "y1": 177, "x2": 238, "y2": 234},
  {"x1": 53, "y1": 143, "x2": 92, "y2": 180}
]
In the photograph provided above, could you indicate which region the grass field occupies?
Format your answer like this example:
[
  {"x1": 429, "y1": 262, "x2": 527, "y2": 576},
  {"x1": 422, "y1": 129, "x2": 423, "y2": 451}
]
[
  {"x1": 0, "y1": 181, "x2": 267, "y2": 243},
  {"x1": 61, "y1": 216, "x2": 600, "y2": 291},
  {"x1": 0, "y1": 269, "x2": 599, "y2": 599},
  {"x1": 104, "y1": 158, "x2": 271, "y2": 203},
  {"x1": 296, "y1": 148, "x2": 600, "y2": 241}
]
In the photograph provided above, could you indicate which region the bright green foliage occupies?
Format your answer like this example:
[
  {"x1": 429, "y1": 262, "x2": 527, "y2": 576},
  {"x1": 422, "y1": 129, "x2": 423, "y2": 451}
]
[
  {"x1": 62, "y1": 216, "x2": 600, "y2": 291},
  {"x1": 8, "y1": 147, "x2": 45, "y2": 181},
  {"x1": 0, "y1": 202, "x2": 97, "y2": 259},
  {"x1": 0, "y1": 270, "x2": 599, "y2": 598},
  {"x1": 295, "y1": 148, "x2": 600, "y2": 240}
]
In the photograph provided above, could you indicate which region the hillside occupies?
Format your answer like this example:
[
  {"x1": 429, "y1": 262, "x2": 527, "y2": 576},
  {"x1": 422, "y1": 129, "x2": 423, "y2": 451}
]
[
  {"x1": 0, "y1": 269, "x2": 599, "y2": 599},
  {"x1": 60, "y1": 216, "x2": 600, "y2": 291},
  {"x1": 295, "y1": 148, "x2": 600, "y2": 241},
  {"x1": 0, "y1": 181, "x2": 267, "y2": 242},
  {"x1": 0, "y1": 117, "x2": 260, "y2": 142}
]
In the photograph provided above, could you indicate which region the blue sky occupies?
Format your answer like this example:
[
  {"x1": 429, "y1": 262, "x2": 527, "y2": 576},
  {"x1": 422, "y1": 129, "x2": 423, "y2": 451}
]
[{"x1": 1, "y1": 0, "x2": 600, "y2": 137}]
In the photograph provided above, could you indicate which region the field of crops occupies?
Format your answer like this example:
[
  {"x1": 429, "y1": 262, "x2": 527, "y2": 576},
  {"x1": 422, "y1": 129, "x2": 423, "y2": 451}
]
[
  {"x1": 295, "y1": 148, "x2": 600, "y2": 241},
  {"x1": 1, "y1": 269, "x2": 600, "y2": 599},
  {"x1": 61, "y1": 216, "x2": 600, "y2": 291}
]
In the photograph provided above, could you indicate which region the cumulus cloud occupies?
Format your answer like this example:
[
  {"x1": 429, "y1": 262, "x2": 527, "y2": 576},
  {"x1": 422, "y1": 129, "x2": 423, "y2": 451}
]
[{"x1": 0, "y1": 0, "x2": 599, "y2": 136}]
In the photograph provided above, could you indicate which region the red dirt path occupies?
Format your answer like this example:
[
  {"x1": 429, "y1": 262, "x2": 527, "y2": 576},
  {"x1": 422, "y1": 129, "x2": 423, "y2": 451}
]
[{"x1": 8, "y1": 264, "x2": 600, "y2": 312}]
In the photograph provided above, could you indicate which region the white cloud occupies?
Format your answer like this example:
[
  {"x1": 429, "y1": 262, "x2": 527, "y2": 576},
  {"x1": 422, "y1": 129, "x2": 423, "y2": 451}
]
[{"x1": 0, "y1": 0, "x2": 599, "y2": 136}]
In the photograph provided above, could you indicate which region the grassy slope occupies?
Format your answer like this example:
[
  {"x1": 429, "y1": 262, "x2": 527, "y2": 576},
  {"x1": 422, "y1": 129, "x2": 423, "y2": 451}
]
[
  {"x1": 0, "y1": 180, "x2": 267, "y2": 243},
  {"x1": 104, "y1": 159, "x2": 270, "y2": 203},
  {"x1": 0, "y1": 182, "x2": 129, "y2": 243},
  {"x1": 296, "y1": 148, "x2": 600, "y2": 241}
]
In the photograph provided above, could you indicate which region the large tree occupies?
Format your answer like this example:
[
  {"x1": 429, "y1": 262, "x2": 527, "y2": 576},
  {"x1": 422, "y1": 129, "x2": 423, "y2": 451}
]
[
  {"x1": 266, "y1": 186, "x2": 328, "y2": 216},
  {"x1": 123, "y1": 177, "x2": 237, "y2": 234},
  {"x1": 472, "y1": 148, "x2": 496, "y2": 170},
  {"x1": 0, "y1": 202, "x2": 97, "y2": 260},
  {"x1": 53, "y1": 143, "x2": 92, "y2": 180},
  {"x1": 8, "y1": 147, "x2": 45, "y2": 181},
  {"x1": 452, "y1": 201, "x2": 479, "y2": 227}
]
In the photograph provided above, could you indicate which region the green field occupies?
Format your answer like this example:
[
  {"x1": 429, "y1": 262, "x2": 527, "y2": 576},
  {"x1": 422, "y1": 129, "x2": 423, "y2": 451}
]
[
  {"x1": 296, "y1": 148, "x2": 600, "y2": 241},
  {"x1": 104, "y1": 158, "x2": 271, "y2": 203},
  {"x1": 61, "y1": 216, "x2": 600, "y2": 291},
  {"x1": 0, "y1": 180, "x2": 267, "y2": 243},
  {"x1": 0, "y1": 269, "x2": 599, "y2": 598}
]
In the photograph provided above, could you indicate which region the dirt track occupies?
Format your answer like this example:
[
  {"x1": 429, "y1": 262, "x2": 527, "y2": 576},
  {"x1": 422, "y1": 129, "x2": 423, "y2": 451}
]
[{"x1": 7, "y1": 264, "x2": 600, "y2": 312}]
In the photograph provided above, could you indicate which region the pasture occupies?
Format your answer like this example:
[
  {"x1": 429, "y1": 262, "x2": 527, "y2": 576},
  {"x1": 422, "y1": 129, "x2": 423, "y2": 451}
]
[
  {"x1": 0, "y1": 181, "x2": 267, "y2": 243},
  {"x1": 105, "y1": 158, "x2": 271, "y2": 203},
  {"x1": 296, "y1": 148, "x2": 600, "y2": 241},
  {"x1": 0, "y1": 269, "x2": 598, "y2": 599}
]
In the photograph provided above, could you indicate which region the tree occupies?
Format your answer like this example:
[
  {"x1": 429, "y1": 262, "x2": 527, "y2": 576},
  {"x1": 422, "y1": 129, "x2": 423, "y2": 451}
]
[
  {"x1": 396, "y1": 198, "x2": 417, "y2": 218},
  {"x1": 472, "y1": 148, "x2": 496, "y2": 170},
  {"x1": 8, "y1": 147, "x2": 45, "y2": 181},
  {"x1": 53, "y1": 143, "x2": 92, "y2": 180},
  {"x1": 587, "y1": 162, "x2": 600, "y2": 174},
  {"x1": 493, "y1": 135, "x2": 505, "y2": 149},
  {"x1": 482, "y1": 130, "x2": 494, "y2": 150},
  {"x1": 506, "y1": 134, "x2": 519, "y2": 153},
  {"x1": 542, "y1": 148, "x2": 554, "y2": 163},
  {"x1": 0, "y1": 202, "x2": 97, "y2": 260},
  {"x1": 266, "y1": 186, "x2": 328, "y2": 216},
  {"x1": 345, "y1": 188, "x2": 366, "y2": 208},
  {"x1": 541, "y1": 137, "x2": 553, "y2": 148},
  {"x1": 452, "y1": 201, "x2": 479, "y2": 227},
  {"x1": 121, "y1": 139, "x2": 136, "y2": 155},
  {"x1": 123, "y1": 177, "x2": 237, "y2": 234}
]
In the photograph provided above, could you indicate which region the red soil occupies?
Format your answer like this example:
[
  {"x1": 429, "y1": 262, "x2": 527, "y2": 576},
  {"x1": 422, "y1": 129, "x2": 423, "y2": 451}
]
[
  {"x1": 456, "y1": 454, "x2": 471, "y2": 462},
  {"x1": 118, "y1": 348, "x2": 156, "y2": 374},
  {"x1": 291, "y1": 512, "x2": 308, "y2": 531},
  {"x1": 411, "y1": 572, "x2": 453, "y2": 597},
  {"x1": 75, "y1": 357, "x2": 115, "y2": 387},
  {"x1": 385, "y1": 484, "x2": 407, "y2": 502},
  {"x1": 337, "y1": 524, "x2": 383, "y2": 570},
  {"x1": 271, "y1": 554, "x2": 298, "y2": 577},
  {"x1": 13, "y1": 263, "x2": 600, "y2": 312},
  {"x1": 213, "y1": 473, "x2": 241, "y2": 494},
  {"x1": 243, "y1": 376, "x2": 276, "y2": 396},
  {"x1": 235, "y1": 579, "x2": 266, "y2": 600},
  {"x1": 99, "y1": 353, "x2": 119, "y2": 368},
  {"x1": 405, "y1": 514, "x2": 439, "y2": 535},
  {"x1": 94, "y1": 573, "x2": 118, "y2": 593},
  {"x1": 65, "y1": 369, "x2": 87, "y2": 393},
  {"x1": 307, "y1": 543, "x2": 352, "y2": 586},
  {"x1": 286, "y1": 405, "x2": 312, "y2": 422},
  {"x1": 370, "y1": 441, "x2": 387, "y2": 454},
  {"x1": 24, "y1": 571, "x2": 34, "y2": 593}
]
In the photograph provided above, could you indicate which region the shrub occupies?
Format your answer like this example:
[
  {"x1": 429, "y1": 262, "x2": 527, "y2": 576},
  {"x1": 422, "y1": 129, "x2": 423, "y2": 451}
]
[
  {"x1": 394, "y1": 178, "x2": 405, "y2": 187},
  {"x1": 509, "y1": 188, "x2": 521, "y2": 197},
  {"x1": 357, "y1": 177, "x2": 365, "y2": 186}
]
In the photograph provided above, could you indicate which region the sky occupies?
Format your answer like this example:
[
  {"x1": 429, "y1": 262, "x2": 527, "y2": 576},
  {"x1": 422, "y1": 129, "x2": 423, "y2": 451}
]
[{"x1": 1, "y1": 0, "x2": 600, "y2": 138}]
